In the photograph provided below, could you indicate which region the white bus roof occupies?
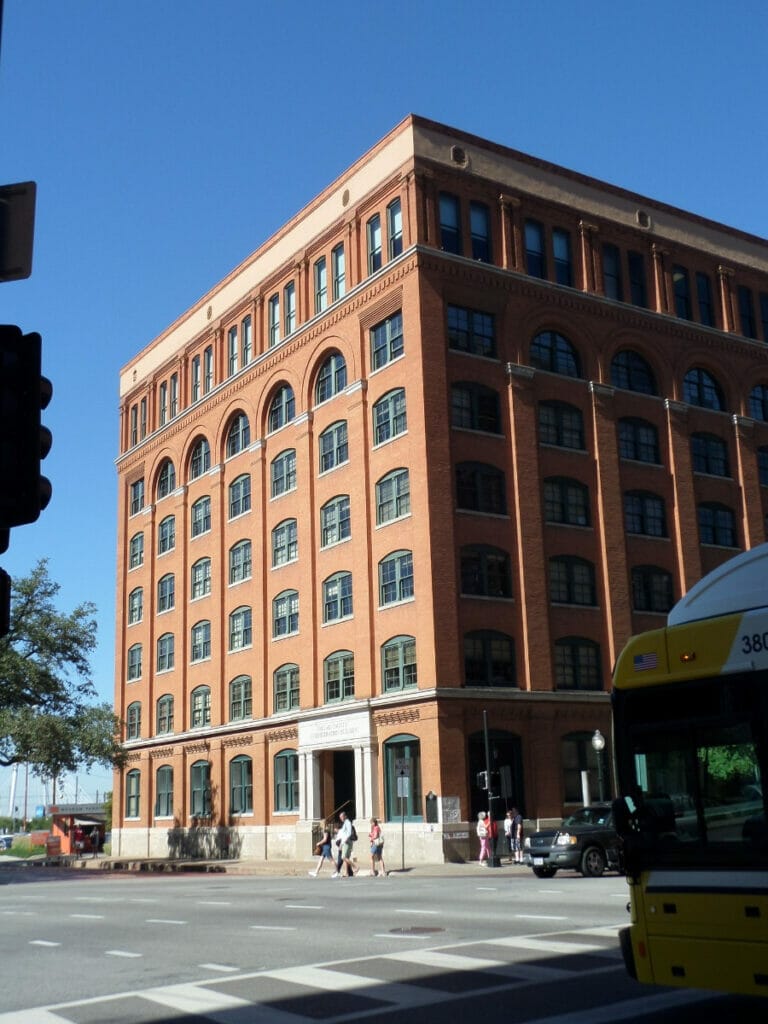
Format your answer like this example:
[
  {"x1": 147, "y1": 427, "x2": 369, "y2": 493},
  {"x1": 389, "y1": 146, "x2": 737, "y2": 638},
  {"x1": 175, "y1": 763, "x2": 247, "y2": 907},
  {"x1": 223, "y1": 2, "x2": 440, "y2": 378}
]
[{"x1": 668, "y1": 543, "x2": 768, "y2": 626}]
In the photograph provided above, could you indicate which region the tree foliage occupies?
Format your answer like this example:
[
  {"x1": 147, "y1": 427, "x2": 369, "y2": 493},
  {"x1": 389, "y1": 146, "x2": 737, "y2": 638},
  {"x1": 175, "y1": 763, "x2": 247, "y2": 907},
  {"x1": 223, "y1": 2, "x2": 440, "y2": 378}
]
[{"x1": 0, "y1": 560, "x2": 124, "y2": 779}]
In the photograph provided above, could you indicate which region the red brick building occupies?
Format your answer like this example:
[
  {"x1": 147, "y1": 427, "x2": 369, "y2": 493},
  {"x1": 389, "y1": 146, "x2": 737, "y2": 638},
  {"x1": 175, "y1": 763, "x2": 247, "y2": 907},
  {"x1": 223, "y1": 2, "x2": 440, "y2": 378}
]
[{"x1": 113, "y1": 116, "x2": 768, "y2": 862}]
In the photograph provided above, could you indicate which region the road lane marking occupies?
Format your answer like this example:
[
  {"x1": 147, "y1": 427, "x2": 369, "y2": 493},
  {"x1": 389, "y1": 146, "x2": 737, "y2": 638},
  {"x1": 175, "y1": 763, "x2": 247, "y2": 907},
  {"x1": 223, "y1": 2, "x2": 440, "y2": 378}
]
[
  {"x1": 515, "y1": 914, "x2": 569, "y2": 921},
  {"x1": 284, "y1": 904, "x2": 324, "y2": 910},
  {"x1": 197, "y1": 900, "x2": 232, "y2": 906},
  {"x1": 145, "y1": 918, "x2": 186, "y2": 925},
  {"x1": 249, "y1": 924, "x2": 296, "y2": 931},
  {"x1": 69, "y1": 914, "x2": 105, "y2": 920},
  {"x1": 393, "y1": 908, "x2": 439, "y2": 915},
  {"x1": 29, "y1": 940, "x2": 60, "y2": 947},
  {"x1": 199, "y1": 963, "x2": 239, "y2": 972},
  {"x1": 105, "y1": 949, "x2": 142, "y2": 958}
]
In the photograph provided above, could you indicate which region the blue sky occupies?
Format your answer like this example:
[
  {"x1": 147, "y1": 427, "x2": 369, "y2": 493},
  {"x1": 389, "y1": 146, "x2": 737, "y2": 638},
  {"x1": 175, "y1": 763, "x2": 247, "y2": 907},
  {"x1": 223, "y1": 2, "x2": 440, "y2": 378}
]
[{"x1": 1, "y1": 0, "x2": 766, "y2": 810}]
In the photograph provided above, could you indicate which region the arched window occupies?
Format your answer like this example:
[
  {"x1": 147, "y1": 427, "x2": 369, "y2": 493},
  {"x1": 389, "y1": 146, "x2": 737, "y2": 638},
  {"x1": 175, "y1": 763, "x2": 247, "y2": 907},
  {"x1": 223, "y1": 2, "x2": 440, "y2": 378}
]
[
  {"x1": 189, "y1": 437, "x2": 211, "y2": 480},
  {"x1": 455, "y1": 462, "x2": 506, "y2": 514},
  {"x1": 316, "y1": 353, "x2": 347, "y2": 403},
  {"x1": 543, "y1": 477, "x2": 590, "y2": 526},
  {"x1": 271, "y1": 449, "x2": 296, "y2": 497},
  {"x1": 698, "y1": 503, "x2": 737, "y2": 547},
  {"x1": 191, "y1": 685, "x2": 211, "y2": 727},
  {"x1": 268, "y1": 385, "x2": 295, "y2": 431},
  {"x1": 451, "y1": 382, "x2": 501, "y2": 433},
  {"x1": 378, "y1": 551, "x2": 413, "y2": 606},
  {"x1": 190, "y1": 759, "x2": 211, "y2": 816},
  {"x1": 683, "y1": 367, "x2": 724, "y2": 410},
  {"x1": 273, "y1": 591, "x2": 299, "y2": 638},
  {"x1": 156, "y1": 694, "x2": 174, "y2": 735},
  {"x1": 320, "y1": 496, "x2": 350, "y2": 547},
  {"x1": 530, "y1": 331, "x2": 581, "y2": 377},
  {"x1": 274, "y1": 750, "x2": 299, "y2": 811},
  {"x1": 324, "y1": 651, "x2": 354, "y2": 702},
  {"x1": 228, "y1": 474, "x2": 251, "y2": 518},
  {"x1": 158, "y1": 514, "x2": 175, "y2": 554},
  {"x1": 691, "y1": 433, "x2": 729, "y2": 476},
  {"x1": 128, "y1": 587, "x2": 143, "y2": 624},
  {"x1": 129, "y1": 532, "x2": 144, "y2": 569},
  {"x1": 126, "y1": 701, "x2": 141, "y2": 740},
  {"x1": 631, "y1": 565, "x2": 673, "y2": 613},
  {"x1": 624, "y1": 491, "x2": 667, "y2": 537},
  {"x1": 272, "y1": 519, "x2": 298, "y2": 566},
  {"x1": 610, "y1": 350, "x2": 657, "y2": 395},
  {"x1": 125, "y1": 769, "x2": 140, "y2": 818},
  {"x1": 464, "y1": 630, "x2": 516, "y2": 687},
  {"x1": 230, "y1": 676, "x2": 252, "y2": 721},
  {"x1": 230, "y1": 755, "x2": 253, "y2": 815},
  {"x1": 384, "y1": 734, "x2": 422, "y2": 821},
  {"x1": 191, "y1": 496, "x2": 211, "y2": 536},
  {"x1": 226, "y1": 413, "x2": 250, "y2": 456},
  {"x1": 376, "y1": 470, "x2": 409, "y2": 525},
  {"x1": 323, "y1": 572, "x2": 353, "y2": 622},
  {"x1": 554, "y1": 638, "x2": 602, "y2": 691},
  {"x1": 228, "y1": 606, "x2": 252, "y2": 651},
  {"x1": 190, "y1": 622, "x2": 211, "y2": 663},
  {"x1": 618, "y1": 418, "x2": 660, "y2": 463},
  {"x1": 156, "y1": 633, "x2": 174, "y2": 672},
  {"x1": 382, "y1": 635, "x2": 416, "y2": 692},
  {"x1": 460, "y1": 545, "x2": 512, "y2": 598},
  {"x1": 387, "y1": 198, "x2": 403, "y2": 258},
  {"x1": 155, "y1": 765, "x2": 173, "y2": 817},
  {"x1": 157, "y1": 459, "x2": 176, "y2": 499},
  {"x1": 549, "y1": 556, "x2": 597, "y2": 605},
  {"x1": 157, "y1": 573, "x2": 175, "y2": 612},
  {"x1": 366, "y1": 214, "x2": 382, "y2": 274},
  {"x1": 373, "y1": 390, "x2": 407, "y2": 445},
  {"x1": 274, "y1": 663, "x2": 299, "y2": 712},
  {"x1": 229, "y1": 539, "x2": 252, "y2": 583},
  {"x1": 191, "y1": 557, "x2": 211, "y2": 599},
  {"x1": 127, "y1": 643, "x2": 142, "y2": 681},
  {"x1": 319, "y1": 421, "x2": 348, "y2": 471},
  {"x1": 539, "y1": 401, "x2": 584, "y2": 449}
]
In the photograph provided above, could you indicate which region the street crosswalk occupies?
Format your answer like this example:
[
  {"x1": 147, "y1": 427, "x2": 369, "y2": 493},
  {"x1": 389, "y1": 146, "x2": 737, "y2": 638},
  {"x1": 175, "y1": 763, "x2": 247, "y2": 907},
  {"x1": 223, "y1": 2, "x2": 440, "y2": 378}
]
[{"x1": 0, "y1": 927, "x2": 625, "y2": 1023}]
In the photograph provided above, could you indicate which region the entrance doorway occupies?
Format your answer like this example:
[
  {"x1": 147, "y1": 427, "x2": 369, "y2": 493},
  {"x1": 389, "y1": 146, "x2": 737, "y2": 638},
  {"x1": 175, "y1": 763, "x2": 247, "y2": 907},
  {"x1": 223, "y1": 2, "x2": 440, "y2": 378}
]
[{"x1": 333, "y1": 750, "x2": 355, "y2": 821}]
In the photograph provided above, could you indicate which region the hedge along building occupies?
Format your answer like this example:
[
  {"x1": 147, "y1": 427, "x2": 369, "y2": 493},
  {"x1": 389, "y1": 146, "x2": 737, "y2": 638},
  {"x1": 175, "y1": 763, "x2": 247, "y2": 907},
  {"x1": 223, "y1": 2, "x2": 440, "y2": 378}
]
[{"x1": 113, "y1": 115, "x2": 768, "y2": 863}]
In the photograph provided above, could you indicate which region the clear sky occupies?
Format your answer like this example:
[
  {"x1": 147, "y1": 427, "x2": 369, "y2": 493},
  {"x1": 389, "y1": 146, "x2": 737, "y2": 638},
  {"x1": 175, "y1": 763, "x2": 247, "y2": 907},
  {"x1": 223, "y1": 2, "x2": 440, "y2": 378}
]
[{"x1": 1, "y1": 0, "x2": 766, "y2": 811}]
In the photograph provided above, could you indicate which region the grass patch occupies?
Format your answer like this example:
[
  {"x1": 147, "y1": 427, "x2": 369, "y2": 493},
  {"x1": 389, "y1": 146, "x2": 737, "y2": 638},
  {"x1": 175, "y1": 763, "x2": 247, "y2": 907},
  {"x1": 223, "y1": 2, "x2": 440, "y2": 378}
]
[{"x1": 0, "y1": 840, "x2": 46, "y2": 859}]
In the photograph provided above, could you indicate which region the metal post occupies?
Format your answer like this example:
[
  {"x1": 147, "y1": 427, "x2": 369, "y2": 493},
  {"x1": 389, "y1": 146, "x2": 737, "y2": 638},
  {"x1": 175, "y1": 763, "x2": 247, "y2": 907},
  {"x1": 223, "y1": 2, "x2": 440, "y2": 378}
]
[{"x1": 483, "y1": 710, "x2": 501, "y2": 867}]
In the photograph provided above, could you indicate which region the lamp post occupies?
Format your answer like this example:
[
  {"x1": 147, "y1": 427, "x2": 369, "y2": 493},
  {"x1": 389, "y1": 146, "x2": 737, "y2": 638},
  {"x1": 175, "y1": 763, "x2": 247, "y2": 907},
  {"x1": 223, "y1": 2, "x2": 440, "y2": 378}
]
[{"x1": 591, "y1": 729, "x2": 606, "y2": 802}]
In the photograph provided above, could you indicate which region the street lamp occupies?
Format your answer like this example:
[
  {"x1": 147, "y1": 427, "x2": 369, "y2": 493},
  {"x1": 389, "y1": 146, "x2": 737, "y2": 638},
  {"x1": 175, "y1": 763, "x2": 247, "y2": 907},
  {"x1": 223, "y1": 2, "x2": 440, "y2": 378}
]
[{"x1": 591, "y1": 729, "x2": 606, "y2": 802}]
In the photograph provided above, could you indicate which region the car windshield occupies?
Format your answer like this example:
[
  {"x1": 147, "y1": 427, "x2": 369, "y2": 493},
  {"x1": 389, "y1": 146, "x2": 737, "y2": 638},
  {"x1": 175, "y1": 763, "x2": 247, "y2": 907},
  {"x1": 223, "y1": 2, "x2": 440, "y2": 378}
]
[{"x1": 561, "y1": 807, "x2": 611, "y2": 828}]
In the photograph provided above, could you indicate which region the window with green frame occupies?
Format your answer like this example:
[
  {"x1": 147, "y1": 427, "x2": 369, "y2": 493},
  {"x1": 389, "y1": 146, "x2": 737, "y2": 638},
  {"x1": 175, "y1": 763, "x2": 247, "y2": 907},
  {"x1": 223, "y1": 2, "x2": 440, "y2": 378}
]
[
  {"x1": 274, "y1": 750, "x2": 298, "y2": 812},
  {"x1": 230, "y1": 755, "x2": 253, "y2": 815},
  {"x1": 190, "y1": 759, "x2": 211, "y2": 817},
  {"x1": 154, "y1": 765, "x2": 173, "y2": 817},
  {"x1": 383, "y1": 734, "x2": 422, "y2": 821},
  {"x1": 125, "y1": 769, "x2": 140, "y2": 818}
]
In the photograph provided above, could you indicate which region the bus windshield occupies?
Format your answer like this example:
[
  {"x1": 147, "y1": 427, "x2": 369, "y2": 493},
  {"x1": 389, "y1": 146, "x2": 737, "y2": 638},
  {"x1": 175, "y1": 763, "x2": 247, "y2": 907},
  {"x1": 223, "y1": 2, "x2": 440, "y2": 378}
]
[{"x1": 617, "y1": 672, "x2": 767, "y2": 868}]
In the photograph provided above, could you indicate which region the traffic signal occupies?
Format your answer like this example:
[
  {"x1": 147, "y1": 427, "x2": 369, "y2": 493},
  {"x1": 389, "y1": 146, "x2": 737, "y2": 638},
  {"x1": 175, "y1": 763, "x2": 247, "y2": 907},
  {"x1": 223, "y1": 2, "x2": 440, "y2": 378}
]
[
  {"x1": 0, "y1": 325, "x2": 52, "y2": 529},
  {"x1": 476, "y1": 771, "x2": 489, "y2": 790}
]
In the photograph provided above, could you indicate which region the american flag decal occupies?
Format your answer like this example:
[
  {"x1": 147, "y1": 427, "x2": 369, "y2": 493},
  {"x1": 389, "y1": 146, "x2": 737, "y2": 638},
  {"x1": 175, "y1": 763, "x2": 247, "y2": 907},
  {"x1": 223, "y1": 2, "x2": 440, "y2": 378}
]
[{"x1": 634, "y1": 651, "x2": 658, "y2": 672}]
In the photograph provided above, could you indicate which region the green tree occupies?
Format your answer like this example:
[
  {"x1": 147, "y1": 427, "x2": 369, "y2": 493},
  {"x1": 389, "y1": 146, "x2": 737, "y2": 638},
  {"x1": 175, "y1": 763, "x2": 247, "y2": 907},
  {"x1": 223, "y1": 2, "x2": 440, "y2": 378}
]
[{"x1": 0, "y1": 561, "x2": 124, "y2": 792}]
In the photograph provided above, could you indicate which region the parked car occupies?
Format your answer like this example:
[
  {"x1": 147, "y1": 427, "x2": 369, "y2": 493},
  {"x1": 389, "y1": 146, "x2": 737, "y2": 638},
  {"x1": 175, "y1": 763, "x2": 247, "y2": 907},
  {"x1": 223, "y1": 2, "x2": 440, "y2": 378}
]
[
  {"x1": 523, "y1": 803, "x2": 622, "y2": 878},
  {"x1": 0, "y1": 835, "x2": 13, "y2": 851}
]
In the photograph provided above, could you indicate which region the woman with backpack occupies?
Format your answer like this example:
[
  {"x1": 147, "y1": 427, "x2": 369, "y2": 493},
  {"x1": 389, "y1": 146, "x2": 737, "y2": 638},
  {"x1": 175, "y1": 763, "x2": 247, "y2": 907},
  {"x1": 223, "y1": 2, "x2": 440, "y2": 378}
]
[{"x1": 369, "y1": 818, "x2": 387, "y2": 877}]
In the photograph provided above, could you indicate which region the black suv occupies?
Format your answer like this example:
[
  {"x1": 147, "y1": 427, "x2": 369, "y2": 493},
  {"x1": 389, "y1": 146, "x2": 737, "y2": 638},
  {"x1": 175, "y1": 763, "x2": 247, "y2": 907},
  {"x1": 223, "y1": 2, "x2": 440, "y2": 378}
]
[{"x1": 523, "y1": 803, "x2": 622, "y2": 878}]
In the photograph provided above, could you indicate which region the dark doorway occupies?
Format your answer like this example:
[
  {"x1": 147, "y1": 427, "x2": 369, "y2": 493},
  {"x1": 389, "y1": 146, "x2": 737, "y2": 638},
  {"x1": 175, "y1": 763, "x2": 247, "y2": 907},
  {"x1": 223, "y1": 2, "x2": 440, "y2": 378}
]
[
  {"x1": 333, "y1": 750, "x2": 355, "y2": 820},
  {"x1": 468, "y1": 729, "x2": 524, "y2": 821}
]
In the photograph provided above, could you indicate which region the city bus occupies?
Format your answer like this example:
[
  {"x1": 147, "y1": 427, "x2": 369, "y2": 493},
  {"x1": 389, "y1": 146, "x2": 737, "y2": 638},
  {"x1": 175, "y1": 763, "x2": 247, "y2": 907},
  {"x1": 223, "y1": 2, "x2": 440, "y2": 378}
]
[{"x1": 612, "y1": 544, "x2": 768, "y2": 998}]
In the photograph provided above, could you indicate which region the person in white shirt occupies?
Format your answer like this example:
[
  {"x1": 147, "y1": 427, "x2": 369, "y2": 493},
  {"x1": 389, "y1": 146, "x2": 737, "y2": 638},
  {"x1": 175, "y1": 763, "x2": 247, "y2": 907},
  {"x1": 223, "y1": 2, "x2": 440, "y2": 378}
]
[{"x1": 332, "y1": 811, "x2": 356, "y2": 877}]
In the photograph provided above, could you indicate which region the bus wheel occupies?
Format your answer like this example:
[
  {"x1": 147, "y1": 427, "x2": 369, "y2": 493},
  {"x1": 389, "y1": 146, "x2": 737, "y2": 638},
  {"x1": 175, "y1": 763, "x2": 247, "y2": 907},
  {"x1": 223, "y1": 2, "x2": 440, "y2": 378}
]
[{"x1": 581, "y1": 846, "x2": 606, "y2": 877}]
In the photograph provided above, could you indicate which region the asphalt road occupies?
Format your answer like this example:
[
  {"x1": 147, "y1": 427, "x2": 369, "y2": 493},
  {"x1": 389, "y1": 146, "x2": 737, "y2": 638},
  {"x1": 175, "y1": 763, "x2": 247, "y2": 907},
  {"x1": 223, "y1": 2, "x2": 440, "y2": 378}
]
[{"x1": 0, "y1": 863, "x2": 764, "y2": 1022}]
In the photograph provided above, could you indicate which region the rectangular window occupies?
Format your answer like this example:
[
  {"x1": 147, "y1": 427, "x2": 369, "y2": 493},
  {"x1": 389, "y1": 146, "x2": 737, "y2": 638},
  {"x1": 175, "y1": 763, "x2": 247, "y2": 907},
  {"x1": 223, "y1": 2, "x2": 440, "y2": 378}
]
[
  {"x1": 439, "y1": 193, "x2": 462, "y2": 255},
  {"x1": 332, "y1": 244, "x2": 346, "y2": 300},
  {"x1": 284, "y1": 282, "x2": 295, "y2": 336},
  {"x1": 367, "y1": 214, "x2": 382, "y2": 274},
  {"x1": 203, "y1": 346, "x2": 213, "y2": 394},
  {"x1": 241, "y1": 315, "x2": 252, "y2": 364},
  {"x1": 673, "y1": 265, "x2": 692, "y2": 320},
  {"x1": 387, "y1": 199, "x2": 403, "y2": 259},
  {"x1": 696, "y1": 272, "x2": 715, "y2": 327},
  {"x1": 130, "y1": 479, "x2": 144, "y2": 516},
  {"x1": 371, "y1": 311, "x2": 404, "y2": 370},
  {"x1": 524, "y1": 220, "x2": 546, "y2": 278},
  {"x1": 159, "y1": 382, "x2": 167, "y2": 426},
  {"x1": 446, "y1": 304, "x2": 496, "y2": 358},
  {"x1": 603, "y1": 244, "x2": 622, "y2": 300},
  {"x1": 628, "y1": 251, "x2": 647, "y2": 307},
  {"x1": 552, "y1": 228, "x2": 573, "y2": 286},
  {"x1": 170, "y1": 374, "x2": 178, "y2": 417},
  {"x1": 470, "y1": 202, "x2": 491, "y2": 262},
  {"x1": 314, "y1": 258, "x2": 327, "y2": 314},
  {"x1": 140, "y1": 398, "x2": 147, "y2": 439},
  {"x1": 269, "y1": 293, "x2": 280, "y2": 346},
  {"x1": 191, "y1": 356, "x2": 201, "y2": 401},
  {"x1": 130, "y1": 405, "x2": 138, "y2": 447},
  {"x1": 739, "y1": 285, "x2": 757, "y2": 338},
  {"x1": 228, "y1": 325, "x2": 238, "y2": 375}
]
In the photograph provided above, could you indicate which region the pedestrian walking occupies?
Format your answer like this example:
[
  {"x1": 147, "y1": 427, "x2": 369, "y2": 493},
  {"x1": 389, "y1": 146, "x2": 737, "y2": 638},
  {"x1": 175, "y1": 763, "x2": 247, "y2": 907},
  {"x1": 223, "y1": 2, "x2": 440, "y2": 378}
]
[
  {"x1": 369, "y1": 818, "x2": 387, "y2": 877},
  {"x1": 309, "y1": 823, "x2": 333, "y2": 876},
  {"x1": 504, "y1": 810, "x2": 514, "y2": 862},
  {"x1": 477, "y1": 811, "x2": 491, "y2": 865},
  {"x1": 332, "y1": 811, "x2": 357, "y2": 877},
  {"x1": 510, "y1": 806, "x2": 524, "y2": 863}
]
